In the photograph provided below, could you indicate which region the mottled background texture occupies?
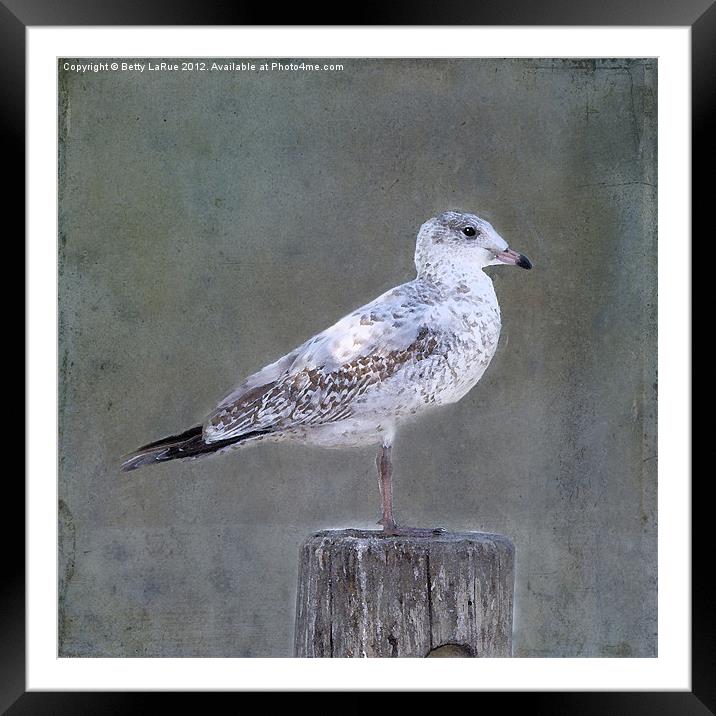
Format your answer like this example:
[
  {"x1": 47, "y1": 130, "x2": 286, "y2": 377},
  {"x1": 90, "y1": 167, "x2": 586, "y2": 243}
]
[{"x1": 58, "y1": 58, "x2": 657, "y2": 657}]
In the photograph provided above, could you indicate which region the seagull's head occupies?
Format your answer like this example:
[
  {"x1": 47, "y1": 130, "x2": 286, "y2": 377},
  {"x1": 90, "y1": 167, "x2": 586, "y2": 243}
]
[{"x1": 415, "y1": 210, "x2": 532, "y2": 280}]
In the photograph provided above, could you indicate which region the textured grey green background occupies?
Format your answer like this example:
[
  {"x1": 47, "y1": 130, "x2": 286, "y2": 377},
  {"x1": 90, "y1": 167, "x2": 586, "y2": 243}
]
[{"x1": 58, "y1": 58, "x2": 657, "y2": 657}]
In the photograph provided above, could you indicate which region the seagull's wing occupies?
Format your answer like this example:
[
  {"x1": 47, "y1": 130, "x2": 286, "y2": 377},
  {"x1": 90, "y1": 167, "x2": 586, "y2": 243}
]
[{"x1": 202, "y1": 283, "x2": 441, "y2": 443}]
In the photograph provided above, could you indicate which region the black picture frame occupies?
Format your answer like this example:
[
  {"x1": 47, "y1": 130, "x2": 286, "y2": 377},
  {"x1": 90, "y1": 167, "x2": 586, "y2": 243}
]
[{"x1": 10, "y1": 0, "x2": 704, "y2": 710}]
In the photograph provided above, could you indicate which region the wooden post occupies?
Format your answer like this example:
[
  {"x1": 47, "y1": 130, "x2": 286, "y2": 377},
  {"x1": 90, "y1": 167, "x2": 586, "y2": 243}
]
[{"x1": 294, "y1": 529, "x2": 515, "y2": 658}]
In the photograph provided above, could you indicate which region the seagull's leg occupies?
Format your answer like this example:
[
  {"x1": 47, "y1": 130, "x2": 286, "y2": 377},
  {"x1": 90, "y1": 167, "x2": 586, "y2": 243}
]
[
  {"x1": 376, "y1": 441, "x2": 445, "y2": 537},
  {"x1": 377, "y1": 442, "x2": 397, "y2": 534}
]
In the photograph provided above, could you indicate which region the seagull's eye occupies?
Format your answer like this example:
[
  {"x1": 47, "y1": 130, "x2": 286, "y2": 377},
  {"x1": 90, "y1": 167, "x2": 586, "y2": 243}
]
[{"x1": 463, "y1": 226, "x2": 476, "y2": 237}]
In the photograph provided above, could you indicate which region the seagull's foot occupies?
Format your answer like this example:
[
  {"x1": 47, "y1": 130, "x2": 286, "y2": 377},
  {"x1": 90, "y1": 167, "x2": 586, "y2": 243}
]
[{"x1": 379, "y1": 519, "x2": 446, "y2": 537}]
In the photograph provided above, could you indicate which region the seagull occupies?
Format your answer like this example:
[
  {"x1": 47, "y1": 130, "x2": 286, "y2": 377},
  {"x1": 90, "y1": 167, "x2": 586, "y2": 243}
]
[{"x1": 122, "y1": 211, "x2": 532, "y2": 536}]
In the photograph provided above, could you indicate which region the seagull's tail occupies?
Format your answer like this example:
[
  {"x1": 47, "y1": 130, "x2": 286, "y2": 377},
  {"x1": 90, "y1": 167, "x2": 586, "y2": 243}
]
[{"x1": 120, "y1": 425, "x2": 271, "y2": 472}]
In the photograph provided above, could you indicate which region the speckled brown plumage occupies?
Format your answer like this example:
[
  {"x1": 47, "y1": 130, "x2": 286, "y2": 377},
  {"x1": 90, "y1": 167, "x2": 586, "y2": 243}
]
[{"x1": 207, "y1": 328, "x2": 442, "y2": 437}]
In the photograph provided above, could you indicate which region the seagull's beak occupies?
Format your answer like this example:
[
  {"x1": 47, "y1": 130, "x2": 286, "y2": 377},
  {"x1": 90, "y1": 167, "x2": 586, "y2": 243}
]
[{"x1": 494, "y1": 248, "x2": 532, "y2": 270}]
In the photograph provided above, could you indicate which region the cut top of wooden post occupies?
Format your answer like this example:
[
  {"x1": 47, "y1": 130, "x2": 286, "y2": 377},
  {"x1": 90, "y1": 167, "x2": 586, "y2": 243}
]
[{"x1": 294, "y1": 529, "x2": 515, "y2": 658}]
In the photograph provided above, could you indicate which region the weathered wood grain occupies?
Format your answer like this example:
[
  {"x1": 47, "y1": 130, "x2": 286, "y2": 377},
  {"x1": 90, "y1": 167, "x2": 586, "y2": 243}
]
[{"x1": 294, "y1": 529, "x2": 514, "y2": 658}]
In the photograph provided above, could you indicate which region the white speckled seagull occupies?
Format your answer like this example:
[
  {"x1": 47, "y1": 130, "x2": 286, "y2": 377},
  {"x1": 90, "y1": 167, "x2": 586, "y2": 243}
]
[{"x1": 122, "y1": 211, "x2": 532, "y2": 535}]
